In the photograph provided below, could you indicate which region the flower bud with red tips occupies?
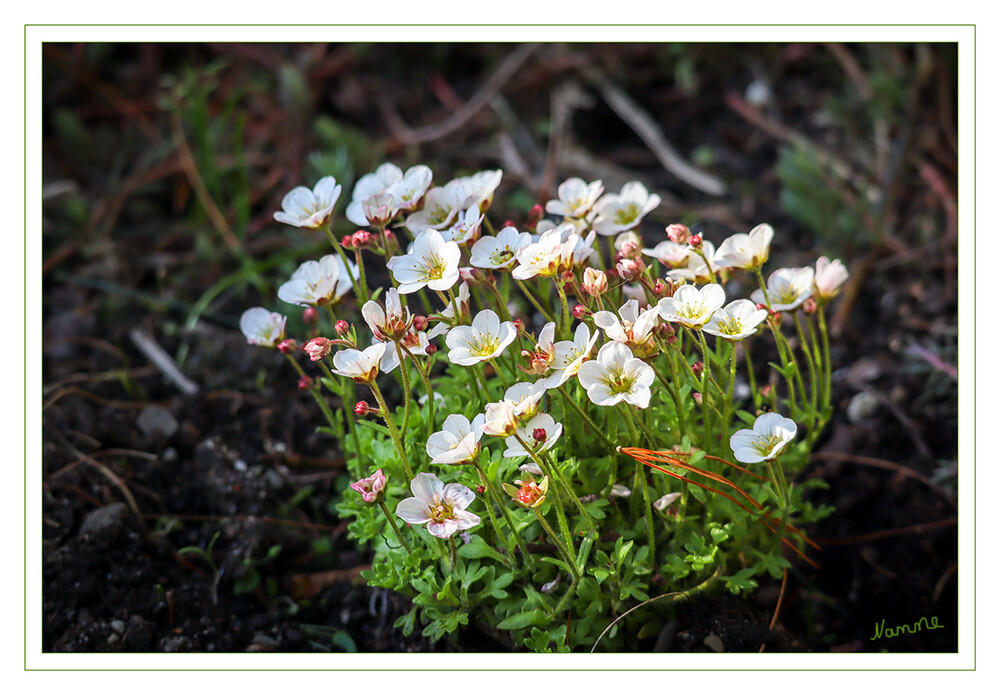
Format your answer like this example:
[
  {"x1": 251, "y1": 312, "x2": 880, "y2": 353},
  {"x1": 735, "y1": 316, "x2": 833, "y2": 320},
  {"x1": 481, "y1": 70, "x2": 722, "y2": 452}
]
[
  {"x1": 297, "y1": 375, "x2": 314, "y2": 390},
  {"x1": 425, "y1": 344, "x2": 438, "y2": 356},
  {"x1": 619, "y1": 240, "x2": 641, "y2": 260},
  {"x1": 760, "y1": 385, "x2": 774, "y2": 401},
  {"x1": 412, "y1": 315, "x2": 429, "y2": 331},
  {"x1": 352, "y1": 230, "x2": 372, "y2": 248},
  {"x1": 755, "y1": 303, "x2": 768, "y2": 312},
  {"x1": 533, "y1": 428, "x2": 547, "y2": 443},
  {"x1": 692, "y1": 392, "x2": 703, "y2": 405},
  {"x1": 513, "y1": 318, "x2": 526, "y2": 334},
  {"x1": 335, "y1": 320, "x2": 350, "y2": 335},
  {"x1": 666, "y1": 223, "x2": 691, "y2": 245},
  {"x1": 354, "y1": 401, "x2": 372, "y2": 416},
  {"x1": 529, "y1": 204, "x2": 545, "y2": 222},
  {"x1": 303, "y1": 307, "x2": 318, "y2": 325},
  {"x1": 278, "y1": 339, "x2": 298, "y2": 354},
  {"x1": 341, "y1": 234, "x2": 355, "y2": 249},
  {"x1": 689, "y1": 234, "x2": 703, "y2": 249},
  {"x1": 476, "y1": 484, "x2": 485, "y2": 495},
  {"x1": 303, "y1": 337, "x2": 333, "y2": 361},
  {"x1": 503, "y1": 220, "x2": 515, "y2": 229},
  {"x1": 771, "y1": 311, "x2": 783, "y2": 326},
  {"x1": 802, "y1": 298, "x2": 818, "y2": 315},
  {"x1": 616, "y1": 257, "x2": 645, "y2": 282},
  {"x1": 692, "y1": 361, "x2": 704, "y2": 378},
  {"x1": 572, "y1": 304, "x2": 590, "y2": 319}
]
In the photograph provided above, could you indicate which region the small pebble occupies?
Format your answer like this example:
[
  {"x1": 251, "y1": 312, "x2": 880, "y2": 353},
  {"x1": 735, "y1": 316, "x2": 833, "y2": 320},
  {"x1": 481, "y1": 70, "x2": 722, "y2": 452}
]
[
  {"x1": 137, "y1": 405, "x2": 178, "y2": 439},
  {"x1": 847, "y1": 391, "x2": 880, "y2": 424},
  {"x1": 704, "y1": 634, "x2": 725, "y2": 652}
]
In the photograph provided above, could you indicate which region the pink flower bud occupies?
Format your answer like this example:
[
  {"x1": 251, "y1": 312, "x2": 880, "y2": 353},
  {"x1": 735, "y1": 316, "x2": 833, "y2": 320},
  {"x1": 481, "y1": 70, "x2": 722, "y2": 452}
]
[
  {"x1": 513, "y1": 318, "x2": 526, "y2": 333},
  {"x1": 349, "y1": 469, "x2": 387, "y2": 503},
  {"x1": 355, "y1": 401, "x2": 372, "y2": 416},
  {"x1": 666, "y1": 223, "x2": 691, "y2": 245},
  {"x1": 529, "y1": 204, "x2": 544, "y2": 222},
  {"x1": 476, "y1": 484, "x2": 485, "y2": 494},
  {"x1": 302, "y1": 307, "x2": 318, "y2": 324},
  {"x1": 572, "y1": 304, "x2": 590, "y2": 319},
  {"x1": 335, "y1": 320, "x2": 350, "y2": 335},
  {"x1": 297, "y1": 375, "x2": 314, "y2": 390},
  {"x1": 692, "y1": 392, "x2": 703, "y2": 405},
  {"x1": 760, "y1": 385, "x2": 774, "y2": 400},
  {"x1": 755, "y1": 303, "x2": 768, "y2": 312},
  {"x1": 583, "y1": 267, "x2": 608, "y2": 296},
  {"x1": 302, "y1": 337, "x2": 332, "y2": 361},
  {"x1": 278, "y1": 339, "x2": 298, "y2": 354},
  {"x1": 532, "y1": 428, "x2": 547, "y2": 443},
  {"x1": 425, "y1": 344, "x2": 438, "y2": 356},
  {"x1": 802, "y1": 298, "x2": 818, "y2": 315},
  {"x1": 689, "y1": 234, "x2": 702, "y2": 249},
  {"x1": 341, "y1": 234, "x2": 355, "y2": 248},
  {"x1": 619, "y1": 240, "x2": 641, "y2": 259},
  {"x1": 772, "y1": 312, "x2": 783, "y2": 326},
  {"x1": 667, "y1": 335, "x2": 678, "y2": 345},
  {"x1": 654, "y1": 280, "x2": 667, "y2": 297},
  {"x1": 692, "y1": 362, "x2": 704, "y2": 378},
  {"x1": 412, "y1": 315, "x2": 429, "y2": 331},
  {"x1": 352, "y1": 230, "x2": 372, "y2": 248},
  {"x1": 616, "y1": 257, "x2": 645, "y2": 282}
]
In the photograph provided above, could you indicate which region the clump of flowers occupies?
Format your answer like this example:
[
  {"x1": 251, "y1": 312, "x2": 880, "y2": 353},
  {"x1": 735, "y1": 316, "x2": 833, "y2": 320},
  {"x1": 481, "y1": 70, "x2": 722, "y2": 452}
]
[{"x1": 240, "y1": 163, "x2": 846, "y2": 652}]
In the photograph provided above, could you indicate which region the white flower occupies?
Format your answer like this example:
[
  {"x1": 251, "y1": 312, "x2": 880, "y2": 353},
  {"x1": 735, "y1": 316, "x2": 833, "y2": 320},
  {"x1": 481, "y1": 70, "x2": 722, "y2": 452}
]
[
  {"x1": 395, "y1": 472, "x2": 481, "y2": 539},
  {"x1": 426, "y1": 414, "x2": 487, "y2": 465},
  {"x1": 356, "y1": 193, "x2": 399, "y2": 228},
  {"x1": 666, "y1": 240, "x2": 718, "y2": 284},
  {"x1": 703, "y1": 299, "x2": 769, "y2": 341},
  {"x1": 470, "y1": 225, "x2": 533, "y2": 270},
  {"x1": 277, "y1": 255, "x2": 343, "y2": 307},
  {"x1": 558, "y1": 229, "x2": 597, "y2": 270},
  {"x1": 538, "y1": 323, "x2": 599, "y2": 390},
  {"x1": 481, "y1": 400, "x2": 519, "y2": 437},
  {"x1": 387, "y1": 164, "x2": 434, "y2": 212},
  {"x1": 377, "y1": 331, "x2": 430, "y2": 374},
  {"x1": 240, "y1": 307, "x2": 287, "y2": 347},
  {"x1": 814, "y1": 256, "x2": 849, "y2": 301},
  {"x1": 609, "y1": 484, "x2": 632, "y2": 498},
  {"x1": 504, "y1": 381, "x2": 547, "y2": 421},
  {"x1": 503, "y1": 413, "x2": 563, "y2": 458},
  {"x1": 546, "y1": 177, "x2": 604, "y2": 219},
  {"x1": 273, "y1": 176, "x2": 342, "y2": 229},
  {"x1": 592, "y1": 181, "x2": 661, "y2": 237},
  {"x1": 519, "y1": 462, "x2": 544, "y2": 476},
  {"x1": 577, "y1": 342, "x2": 655, "y2": 409},
  {"x1": 593, "y1": 299, "x2": 660, "y2": 356},
  {"x1": 386, "y1": 229, "x2": 461, "y2": 294},
  {"x1": 714, "y1": 223, "x2": 774, "y2": 271},
  {"x1": 657, "y1": 283, "x2": 726, "y2": 329},
  {"x1": 653, "y1": 492, "x2": 682, "y2": 512},
  {"x1": 332, "y1": 255, "x2": 361, "y2": 303},
  {"x1": 454, "y1": 169, "x2": 503, "y2": 210},
  {"x1": 440, "y1": 205, "x2": 484, "y2": 245},
  {"x1": 361, "y1": 288, "x2": 411, "y2": 341},
  {"x1": 512, "y1": 228, "x2": 563, "y2": 280},
  {"x1": 445, "y1": 309, "x2": 517, "y2": 366},
  {"x1": 614, "y1": 230, "x2": 641, "y2": 251},
  {"x1": 404, "y1": 182, "x2": 465, "y2": 234},
  {"x1": 751, "y1": 267, "x2": 815, "y2": 312},
  {"x1": 331, "y1": 343, "x2": 387, "y2": 383},
  {"x1": 729, "y1": 412, "x2": 797, "y2": 463},
  {"x1": 345, "y1": 163, "x2": 411, "y2": 227},
  {"x1": 642, "y1": 240, "x2": 692, "y2": 268}
]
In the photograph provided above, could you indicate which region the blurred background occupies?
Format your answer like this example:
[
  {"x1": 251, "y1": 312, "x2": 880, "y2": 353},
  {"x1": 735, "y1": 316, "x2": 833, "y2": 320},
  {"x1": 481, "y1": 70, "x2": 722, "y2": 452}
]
[{"x1": 41, "y1": 42, "x2": 958, "y2": 652}]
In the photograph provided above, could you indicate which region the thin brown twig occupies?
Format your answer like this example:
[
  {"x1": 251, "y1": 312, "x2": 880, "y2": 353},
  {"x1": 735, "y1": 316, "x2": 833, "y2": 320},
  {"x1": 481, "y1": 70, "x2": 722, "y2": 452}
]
[
  {"x1": 933, "y1": 562, "x2": 957, "y2": 602},
  {"x1": 769, "y1": 569, "x2": 789, "y2": 631},
  {"x1": 389, "y1": 43, "x2": 540, "y2": 145},
  {"x1": 811, "y1": 451, "x2": 953, "y2": 506},
  {"x1": 813, "y1": 518, "x2": 956, "y2": 545}
]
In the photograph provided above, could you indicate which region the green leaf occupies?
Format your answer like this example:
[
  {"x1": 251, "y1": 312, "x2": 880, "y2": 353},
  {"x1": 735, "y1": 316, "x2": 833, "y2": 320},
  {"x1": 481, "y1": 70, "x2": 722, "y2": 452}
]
[
  {"x1": 457, "y1": 536, "x2": 509, "y2": 565},
  {"x1": 497, "y1": 609, "x2": 550, "y2": 630}
]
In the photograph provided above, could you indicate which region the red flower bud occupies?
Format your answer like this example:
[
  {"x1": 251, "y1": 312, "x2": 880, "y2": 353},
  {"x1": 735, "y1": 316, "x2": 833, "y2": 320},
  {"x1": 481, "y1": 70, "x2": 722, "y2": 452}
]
[
  {"x1": 802, "y1": 298, "x2": 817, "y2": 315},
  {"x1": 503, "y1": 220, "x2": 515, "y2": 229},
  {"x1": 303, "y1": 337, "x2": 333, "y2": 361},
  {"x1": 335, "y1": 320, "x2": 350, "y2": 335},
  {"x1": 425, "y1": 344, "x2": 438, "y2": 356},
  {"x1": 666, "y1": 223, "x2": 690, "y2": 245},
  {"x1": 352, "y1": 230, "x2": 372, "y2": 248},
  {"x1": 532, "y1": 428, "x2": 547, "y2": 443},
  {"x1": 476, "y1": 485, "x2": 486, "y2": 495},
  {"x1": 692, "y1": 392, "x2": 703, "y2": 405},
  {"x1": 278, "y1": 339, "x2": 298, "y2": 354},
  {"x1": 755, "y1": 303, "x2": 768, "y2": 312},
  {"x1": 355, "y1": 401, "x2": 372, "y2": 416},
  {"x1": 760, "y1": 385, "x2": 774, "y2": 400},
  {"x1": 692, "y1": 361, "x2": 704, "y2": 378},
  {"x1": 689, "y1": 234, "x2": 702, "y2": 249},
  {"x1": 529, "y1": 204, "x2": 544, "y2": 222},
  {"x1": 297, "y1": 375, "x2": 313, "y2": 390},
  {"x1": 341, "y1": 234, "x2": 355, "y2": 248},
  {"x1": 412, "y1": 315, "x2": 429, "y2": 331},
  {"x1": 572, "y1": 304, "x2": 590, "y2": 319},
  {"x1": 513, "y1": 318, "x2": 526, "y2": 333}
]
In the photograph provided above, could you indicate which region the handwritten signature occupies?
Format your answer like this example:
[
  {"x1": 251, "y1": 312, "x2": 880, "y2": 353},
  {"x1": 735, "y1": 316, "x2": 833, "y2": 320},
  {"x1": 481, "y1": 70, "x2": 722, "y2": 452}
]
[{"x1": 871, "y1": 615, "x2": 945, "y2": 641}]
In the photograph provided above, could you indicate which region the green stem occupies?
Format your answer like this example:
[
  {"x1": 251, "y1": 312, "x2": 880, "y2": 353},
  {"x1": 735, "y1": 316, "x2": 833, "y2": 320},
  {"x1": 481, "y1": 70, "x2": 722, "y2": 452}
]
[
  {"x1": 474, "y1": 461, "x2": 534, "y2": 572},
  {"x1": 325, "y1": 224, "x2": 364, "y2": 302},
  {"x1": 793, "y1": 312, "x2": 819, "y2": 422},
  {"x1": 401, "y1": 343, "x2": 436, "y2": 439},
  {"x1": 514, "y1": 433, "x2": 574, "y2": 551},
  {"x1": 377, "y1": 500, "x2": 413, "y2": 553},
  {"x1": 539, "y1": 450, "x2": 599, "y2": 534},
  {"x1": 394, "y1": 342, "x2": 413, "y2": 433},
  {"x1": 284, "y1": 353, "x2": 343, "y2": 437},
  {"x1": 818, "y1": 307, "x2": 833, "y2": 410},
  {"x1": 354, "y1": 249, "x2": 370, "y2": 304},
  {"x1": 634, "y1": 459, "x2": 656, "y2": 562},
  {"x1": 555, "y1": 281, "x2": 571, "y2": 339},
  {"x1": 556, "y1": 386, "x2": 615, "y2": 450},
  {"x1": 533, "y1": 508, "x2": 581, "y2": 580},
  {"x1": 515, "y1": 278, "x2": 556, "y2": 324},
  {"x1": 369, "y1": 380, "x2": 414, "y2": 481},
  {"x1": 744, "y1": 340, "x2": 761, "y2": 410}
]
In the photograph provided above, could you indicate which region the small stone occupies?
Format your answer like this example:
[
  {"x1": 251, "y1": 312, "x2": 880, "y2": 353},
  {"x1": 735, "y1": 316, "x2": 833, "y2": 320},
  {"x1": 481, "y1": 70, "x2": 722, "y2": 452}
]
[
  {"x1": 137, "y1": 405, "x2": 178, "y2": 439},
  {"x1": 704, "y1": 634, "x2": 725, "y2": 652},
  {"x1": 79, "y1": 502, "x2": 128, "y2": 537},
  {"x1": 847, "y1": 391, "x2": 880, "y2": 424},
  {"x1": 110, "y1": 619, "x2": 126, "y2": 634}
]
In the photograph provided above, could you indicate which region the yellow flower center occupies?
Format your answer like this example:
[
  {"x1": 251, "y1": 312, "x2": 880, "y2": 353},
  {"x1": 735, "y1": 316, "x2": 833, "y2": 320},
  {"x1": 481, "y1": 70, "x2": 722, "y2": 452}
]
[{"x1": 614, "y1": 204, "x2": 640, "y2": 225}]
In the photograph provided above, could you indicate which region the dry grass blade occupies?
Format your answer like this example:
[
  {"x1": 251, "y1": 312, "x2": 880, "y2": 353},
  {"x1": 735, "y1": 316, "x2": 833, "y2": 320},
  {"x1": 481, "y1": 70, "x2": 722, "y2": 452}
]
[{"x1": 129, "y1": 327, "x2": 200, "y2": 395}]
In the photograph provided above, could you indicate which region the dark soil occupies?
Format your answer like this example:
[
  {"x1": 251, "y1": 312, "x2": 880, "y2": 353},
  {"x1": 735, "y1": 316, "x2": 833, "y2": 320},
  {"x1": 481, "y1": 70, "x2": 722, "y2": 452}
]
[{"x1": 41, "y1": 42, "x2": 958, "y2": 653}]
